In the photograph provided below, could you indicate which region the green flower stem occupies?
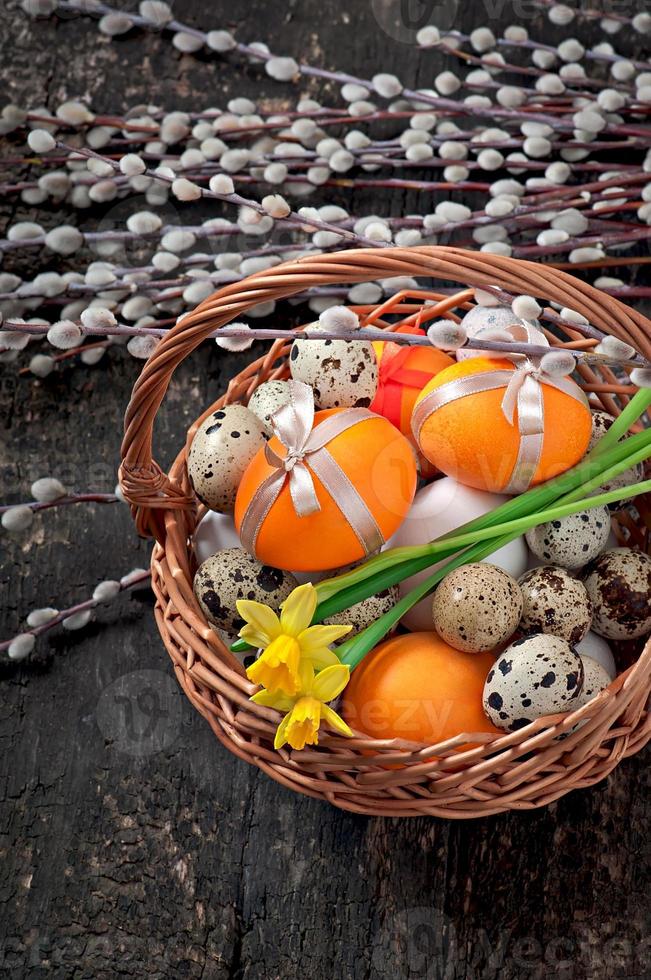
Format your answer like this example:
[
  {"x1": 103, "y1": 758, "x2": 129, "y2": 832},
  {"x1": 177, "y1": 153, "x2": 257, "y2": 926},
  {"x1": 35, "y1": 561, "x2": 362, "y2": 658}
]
[{"x1": 585, "y1": 388, "x2": 651, "y2": 458}]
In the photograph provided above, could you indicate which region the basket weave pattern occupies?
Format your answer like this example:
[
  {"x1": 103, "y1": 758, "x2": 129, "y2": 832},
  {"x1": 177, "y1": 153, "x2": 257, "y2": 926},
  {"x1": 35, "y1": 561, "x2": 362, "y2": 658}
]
[{"x1": 120, "y1": 247, "x2": 651, "y2": 817}]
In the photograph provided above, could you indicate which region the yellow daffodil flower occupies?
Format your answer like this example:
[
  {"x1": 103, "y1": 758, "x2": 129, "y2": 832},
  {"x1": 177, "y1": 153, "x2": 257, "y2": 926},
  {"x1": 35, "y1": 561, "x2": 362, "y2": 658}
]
[
  {"x1": 252, "y1": 660, "x2": 354, "y2": 751},
  {"x1": 237, "y1": 582, "x2": 352, "y2": 696}
]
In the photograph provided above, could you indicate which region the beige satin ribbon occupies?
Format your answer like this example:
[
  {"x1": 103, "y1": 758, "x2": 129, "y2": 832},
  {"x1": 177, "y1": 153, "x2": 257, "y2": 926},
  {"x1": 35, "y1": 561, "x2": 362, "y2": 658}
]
[
  {"x1": 239, "y1": 380, "x2": 385, "y2": 557},
  {"x1": 412, "y1": 323, "x2": 589, "y2": 493}
]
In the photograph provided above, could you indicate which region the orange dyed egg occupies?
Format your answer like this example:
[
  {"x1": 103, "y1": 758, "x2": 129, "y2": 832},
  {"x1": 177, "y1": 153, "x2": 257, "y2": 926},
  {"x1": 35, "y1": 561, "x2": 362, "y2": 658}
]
[
  {"x1": 234, "y1": 408, "x2": 417, "y2": 571},
  {"x1": 342, "y1": 632, "x2": 499, "y2": 745},
  {"x1": 371, "y1": 326, "x2": 454, "y2": 439},
  {"x1": 412, "y1": 356, "x2": 592, "y2": 493}
]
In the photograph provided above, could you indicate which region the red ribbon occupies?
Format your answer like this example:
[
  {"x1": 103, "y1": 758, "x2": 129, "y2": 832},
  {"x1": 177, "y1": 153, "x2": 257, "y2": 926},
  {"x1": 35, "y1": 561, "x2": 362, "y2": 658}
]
[{"x1": 371, "y1": 338, "x2": 434, "y2": 430}]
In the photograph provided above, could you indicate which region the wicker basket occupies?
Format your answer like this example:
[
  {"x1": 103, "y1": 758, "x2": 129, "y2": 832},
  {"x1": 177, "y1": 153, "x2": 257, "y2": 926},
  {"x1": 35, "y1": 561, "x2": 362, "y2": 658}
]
[{"x1": 120, "y1": 246, "x2": 651, "y2": 818}]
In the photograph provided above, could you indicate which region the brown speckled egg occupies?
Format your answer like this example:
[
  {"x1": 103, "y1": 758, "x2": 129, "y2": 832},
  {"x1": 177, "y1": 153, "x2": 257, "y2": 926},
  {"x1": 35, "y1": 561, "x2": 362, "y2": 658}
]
[
  {"x1": 587, "y1": 411, "x2": 643, "y2": 504},
  {"x1": 431, "y1": 563, "x2": 522, "y2": 653},
  {"x1": 581, "y1": 548, "x2": 651, "y2": 640},
  {"x1": 573, "y1": 655, "x2": 612, "y2": 708},
  {"x1": 289, "y1": 335, "x2": 378, "y2": 408},
  {"x1": 525, "y1": 507, "x2": 610, "y2": 570},
  {"x1": 247, "y1": 380, "x2": 292, "y2": 435},
  {"x1": 324, "y1": 585, "x2": 399, "y2": 638},
  {"x1": 188, "y1": 404, "x2": 267, "y2": 512},
  {"x1": 483, "y1": 634, "x2": 584, "y2": 732},
  {"x1": 518, "y1": 566, "x2": 592, "y2": 646},
  {"x1": 193, "y1": 548, "x2": 298, "y2": 635}
]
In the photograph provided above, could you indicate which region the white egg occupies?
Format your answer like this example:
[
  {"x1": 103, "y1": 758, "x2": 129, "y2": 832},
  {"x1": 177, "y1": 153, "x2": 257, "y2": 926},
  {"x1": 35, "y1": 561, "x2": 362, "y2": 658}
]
[
  {"x1": 386, "y1": 477, "x2": 528, "y2": 631},
  {"x1": 574, "y1": 631, "x2": 616, "y2": 680},
  {"x1": 194, "y1": 510, "x2": 241, "y2": 565}
]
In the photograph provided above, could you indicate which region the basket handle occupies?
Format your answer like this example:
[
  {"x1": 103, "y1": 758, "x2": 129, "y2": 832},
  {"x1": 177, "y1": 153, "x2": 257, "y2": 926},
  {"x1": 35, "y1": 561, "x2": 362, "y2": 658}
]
[{"x1": 120, "y1": 245, "x2": 650, "y2": 541}]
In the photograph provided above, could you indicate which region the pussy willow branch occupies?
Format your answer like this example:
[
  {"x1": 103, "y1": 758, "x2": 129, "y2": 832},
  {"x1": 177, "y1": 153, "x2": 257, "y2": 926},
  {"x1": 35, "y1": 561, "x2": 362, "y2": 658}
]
[
  {"x1": 45, "y1": 0, "x2": 651, "y2": 140},
  {"x1": 2, "y1": 318, "x2": 645, "y2": 369},
  {"x1": 0, "y1": 492, "x2": 118, "y2": 515},
  {"x1": 0, "y1": 569, "x2": 152, "y2": 655}
]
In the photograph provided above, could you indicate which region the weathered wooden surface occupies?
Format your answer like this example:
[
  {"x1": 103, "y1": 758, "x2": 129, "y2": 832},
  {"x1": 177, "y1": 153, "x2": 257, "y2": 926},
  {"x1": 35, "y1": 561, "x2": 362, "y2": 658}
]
[{"x1": 1, "y1": 2, "x2": 650, "y2": 978}]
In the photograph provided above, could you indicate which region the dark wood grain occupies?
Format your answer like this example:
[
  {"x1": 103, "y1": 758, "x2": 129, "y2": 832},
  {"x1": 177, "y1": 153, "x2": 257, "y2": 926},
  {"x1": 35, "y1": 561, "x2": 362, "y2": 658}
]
[{"x1": 1, "y1": 2, "x2": 649, "y2": 978}]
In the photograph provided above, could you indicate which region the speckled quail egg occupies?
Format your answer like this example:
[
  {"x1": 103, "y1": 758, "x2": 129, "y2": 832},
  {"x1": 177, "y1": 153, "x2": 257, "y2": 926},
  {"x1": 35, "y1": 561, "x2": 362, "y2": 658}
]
[
  {"x1": 431, "y1": 563, "x2": 522, "y2": 653},
  {"x1": 324, "y1": 585, "x2": 399, "y2": 638},
  {"x1": 187, "y1": 404, "x2": 267, "y2": 512},
  {"x1": 581, "y1": 548, "x2": 651, "y2": 640},
  {"x1": 518, "y1": 565, "x2": 593, "y2": 646},
  {"x1": 525, "y1": 507, "x2": 610, "y2": 570},
  {"x1": 193, "y1": 548, "x2": 298, "y2": 635},
  {"x1": 483, "y1": 634, "x2": 584, "y2": 732},
  {"x1": 586, "y1": 411, "x2": 644, "y2": 504},
  {"x1": 573, "y1": 656, "x2": 612, "y2": 709},
  {"x1": 247, "y1": 380, "x2": 292, "y2": 435},
  {"x1": 289, "y1": 334, "x2": 378, "y2": 408}
]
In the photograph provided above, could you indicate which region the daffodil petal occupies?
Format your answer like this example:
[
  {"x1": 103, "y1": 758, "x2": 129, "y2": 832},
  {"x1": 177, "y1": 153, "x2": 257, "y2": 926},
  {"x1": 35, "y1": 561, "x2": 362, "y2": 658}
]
[
  {"x1": 321, "y1": 703, "x2": 354, "y2": 738},
  {"x1": 297, "y1": 658, "x2": 316, "y2": 692},
  {"x1": 239, "y1": 624, "x2": 273, "y2": 649},
  {"x1": 298, "y1": 623, "x2": 352, "y2": 652},
  {"x1": 311, "y1": 663, "x2": 350, "y2": 702},
  {"x1": 279, "y1": 583, "x2": 317, "y2": 637},
  {"x1": 274, "y1": 711, "x2": 292, "y2": 749},
  {"x1": 305, "y1": 647, "x2": 341, "y2": 670},
  {"x1": 236, "y1": 599, "x2": 281, "y2": 644},
  {"x1": 251, "y1": 689, "x2": 293, "y2": 712}
]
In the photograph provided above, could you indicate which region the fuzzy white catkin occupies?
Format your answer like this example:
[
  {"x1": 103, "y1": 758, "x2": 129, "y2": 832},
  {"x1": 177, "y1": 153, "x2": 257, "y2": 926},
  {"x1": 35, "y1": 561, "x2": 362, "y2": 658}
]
[
  {"x1": 208, "y1": 174, "x2": 235, "y2": 196},
  {"x1": 428, "y1": 320, "x2": 468, "y2": 350},
  {"x1": 139, "y1": 1, "x2": 172, "y2": 24},
  {"x1": 319, "y1": 305, "x2": 360, "y2": 333},
  {"x1": 537, "y1": 229, "x2": 569, "y2": 247},
  {"x1": 47, "y1": 320, "x2": 82, "y2": 349},
  {"x1": 552, "y1": 209, "x2": 588, "y2": 235},
  {"x1": 80, "y1": 307, "x2": 117, "y2": 330},
  {"x1": 470, "y1": 27, "x2": 495, "y2": 52},
  {"x1": 215, "y1": 323, "x2": 253, "y2": 352},
  {"x1": 631, "y1": 368, "x2": 651, "y2": 388},
  {"x1": 119, "y1": 153, "x2": 146, "y2": 176},
  {"x1": 161, "y1": 229, "x2": 196, "y2": 252},
  {"x1": 93, "y1": 580, "x2": 121, "y2": 603},
  {"x1": 435, "y1": 201, "x2": 471, "y2": 222},
  {"x1": 29, "y1": 354, "x2": 54, "y2": 377},
  {"x1": 348, "y1": 282, "x2": 382, "y2": 304},
  {"x1": 416, "y1": 25, "x2": 440, "y2": 46},
  {"x1": 122, "y1": 296, "x2": 153, "y2": 320},
  {"x1": 444, "y1": 165, "x2": 470, "y2": 183},
  {"x1": 31, "y1": 477, "x2": 66, "y2": 502},
  {"x1": 512, "y1": 295, "x2": 542, "y2": 320},
  {"x1": 477, "y1": 149, "x2": 504, "y2": 171},
  {"x1": 8, "y1": 221, "x2": 44, "y2": 241},
  {"x1": 372, "y1": 73, "x2": 402, "y2": 97},
  {"x1": 8, "y1": 634, "x2": 35, "y2": 661},
  {"x1": 172, "y1": 178, "x2": 202, "y2": 201},
  {"x1": 27, "y1": 128, "x2": 56, "y2": 153},
  {"x1": 570, "y1": 246, "x2": 605, "y2": 263},
  {"x1": 540, "y1": 350, "x2": 576, "y2": 377},
  {"x1": 548, "y1": 3, "x2": 574, "y2": 24},
  {"x1": 559, "y1": 307, "x2": 589, "y2": 326},
  {"x1": 62, "y1": 610, "x2": 92, "y2": 631},
  {"x1": 365, "y1": 221, "x2": 392, "y2": 243},
  {"x1": 44, "y1": 225, "x2": 84, "y2": 255},
  {"x1": 99, "y1": 12, "x2": 132, "y2": 35},
  {"x1": 265, "y1": 56, "x2": 299, "y2": 81},
  {"x1": 485, "y1": 197, "x2": 514, "y2": 218},
  {"x1": 172, "y1": 31, "x2": 204, "y2": 53},
  {"x1": 206, "y1": 29, "x2": 236, "y2": 51},
  {"x1": 480, "y1": 241, "x2": 512, "y2": 256},
  {"x1": 596, "y1": 335, "x2": 636, "y2": 359},
  {"x1": 56, "y1": 100, "x2": 94, "y2": 125},
  {"x1": 27, "y1": 607, "x2": 59, "y2": 627},
  {"x1": 329, "y1": 149, "x2": 354, "y2": 173},
  {"x1": 126, "y1": 210, "x2": 162, "y2": 235},
  {"x1": 524, "y1": 136, "x2": 552, "y2": 158},
  {"x1": 127, "y1": 335, "x2": 159, "y2": 359},
  {"x1": 435, "y1": 71, "x2": 461, "y2": 95},
  {"x1": 261, "y1": 194, "x2": 290, "y2": 218},
  {"x1": 81, "y1": 347, "x2": 106, "y2": 366},
  {"x1": 2, "y1": 505, "x2": 34, "y2": 532}
]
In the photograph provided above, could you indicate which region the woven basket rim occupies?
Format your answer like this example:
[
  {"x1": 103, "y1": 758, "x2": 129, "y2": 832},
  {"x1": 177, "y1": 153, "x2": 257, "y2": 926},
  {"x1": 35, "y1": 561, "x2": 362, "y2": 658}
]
[{"x1": 120, "y1": 246, "x2": 651, "y2": 817}]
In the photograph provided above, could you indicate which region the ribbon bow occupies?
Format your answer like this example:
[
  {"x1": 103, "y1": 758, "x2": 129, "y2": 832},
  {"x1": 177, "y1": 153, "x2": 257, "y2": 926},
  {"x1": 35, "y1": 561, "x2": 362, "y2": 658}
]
[
  {"x1": 239, "y1": 380, "x2": 385, "y2": 558},
  {"x1": 413, "y1": 323, "x2": 589, "y2": 493}
]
